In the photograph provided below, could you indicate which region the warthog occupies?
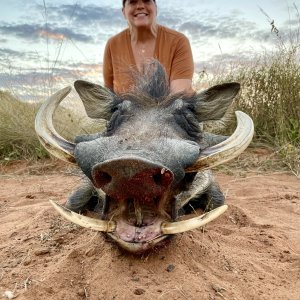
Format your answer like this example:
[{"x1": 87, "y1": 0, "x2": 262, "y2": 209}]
[{"x1": 35, "y1": 60, "x2": 253, "y2": 253}]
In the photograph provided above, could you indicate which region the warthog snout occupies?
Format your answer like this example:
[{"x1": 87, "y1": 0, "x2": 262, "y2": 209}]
[{"x1": 92, "y1": 157, "x2": 174, "y2": 202}]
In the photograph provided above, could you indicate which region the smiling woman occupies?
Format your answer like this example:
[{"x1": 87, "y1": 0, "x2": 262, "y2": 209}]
[{"x1": 103, "y1": 0, "x2": 194, "y2": 94}]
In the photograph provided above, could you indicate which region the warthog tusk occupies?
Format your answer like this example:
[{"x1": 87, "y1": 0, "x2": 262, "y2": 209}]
[
  {"x1": 185, "y1": 111, "x2": 254, "y2": 172},
  {"x1": 35, "y1": 87, "x2": 76, "y2": 163},
  {"x1": 161, "y1": 205, "x2": 228, "y2": 234},
  {"x1": 49, "y1": 200, "x2": 116, "y2": 232}
]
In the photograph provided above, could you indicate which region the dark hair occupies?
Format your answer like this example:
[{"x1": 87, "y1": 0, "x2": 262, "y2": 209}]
[{"x1": 123, "y1": 0, "x2": 156, "y2": 7}]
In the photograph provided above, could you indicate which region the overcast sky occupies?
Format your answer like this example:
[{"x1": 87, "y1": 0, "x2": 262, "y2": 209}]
[{"x1": 0, "y1": 0, "x2": 299, "y2": 99}]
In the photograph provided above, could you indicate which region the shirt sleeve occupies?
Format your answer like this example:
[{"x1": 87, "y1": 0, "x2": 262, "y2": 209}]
[
  {"x1": 170, "y1": 34, "x2": 194, "y2": 81},
  {"x1": 103, "y1": 40, "x2": 114, "y2": 90}
]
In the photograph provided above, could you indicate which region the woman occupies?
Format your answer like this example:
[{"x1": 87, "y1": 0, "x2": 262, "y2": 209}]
[{"x1": 103, "y1": 0, "x2": 194, "y2": 94}]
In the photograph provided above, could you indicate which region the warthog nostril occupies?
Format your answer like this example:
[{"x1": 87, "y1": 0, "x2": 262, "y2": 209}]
[
  {"x1": 153, "y1": 169, "x2": 173, "y2": 187},
  {"x1": 153, "y1": 173, "x2": 163, "y2": 185},
  {"x1": 93, "y1": 170, "x2": 112, "y2": 188},
  {"x1": 92, "y1": 159, "x2": 175, "y2": 200}
]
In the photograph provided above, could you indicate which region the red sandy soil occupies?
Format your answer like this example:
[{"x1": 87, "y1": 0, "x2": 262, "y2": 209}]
[{"x1": 0, "y1": 158, "x2": 299, "y2": 300}]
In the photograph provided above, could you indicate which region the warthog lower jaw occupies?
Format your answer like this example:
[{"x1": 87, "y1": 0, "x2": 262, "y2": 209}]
[
  {"x1": 50, "y1": 200, "x2": 228, "y2": 252},
  {"x1": 106, "y1": 233, "x2": 169, "y2": 253}
]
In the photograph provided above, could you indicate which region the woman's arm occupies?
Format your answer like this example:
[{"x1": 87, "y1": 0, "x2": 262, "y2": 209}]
[
  {"x1": 170, "y1": 78, "x2": 193, "y2": 94},
  {"x1": 103, "y1": 41, "x2": 114, "y2": 90},
  {"x1": 170, "y1": 34, "x2": 194, "y2": 94}
]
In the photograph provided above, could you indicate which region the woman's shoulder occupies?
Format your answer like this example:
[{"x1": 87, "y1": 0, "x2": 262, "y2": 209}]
[
  {"x1": 106, "y1": 28, "x2": 129, "y2": 46},
  {"x1": 158, "y1": 24, "x2": 187, "y2": 39}
]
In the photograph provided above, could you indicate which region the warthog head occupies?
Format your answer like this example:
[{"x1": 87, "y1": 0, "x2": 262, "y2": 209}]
[{"x1": 35, "y1": 60, "x2": 254, "y2": 253}]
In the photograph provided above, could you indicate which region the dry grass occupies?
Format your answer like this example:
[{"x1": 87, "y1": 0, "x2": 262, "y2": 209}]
[
  {"x1": 0, "y1": 91, "x2": 43, "y2": 160},
  {"x1": 197, "y1": 9, "x2": 300, "y2": 176},
  {"x1": 228, "y1": 52, "x2": 300, "y2": 176},
  {"x1": 216, "y1": 146, "x2": 291, "y2": 176},
  {"x1": 0, "y1": 90, "x2": 104, "y2": 161}
]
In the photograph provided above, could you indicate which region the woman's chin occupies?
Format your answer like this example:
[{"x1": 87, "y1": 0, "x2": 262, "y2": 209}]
[{"x1": 132, "y1": 19, "x2": 153, "y2": 29}]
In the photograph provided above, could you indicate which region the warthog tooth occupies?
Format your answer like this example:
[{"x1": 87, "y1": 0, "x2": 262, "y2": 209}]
[
  {"x1": 161, "y1": 205, "x2": 228, "y2": 235},
  {"x1": 161, "y1": 167, "x2": 166, "y2": 174},
  {"x1": 101, "y1": 197, "x2": 110, "y2": 219},
  {"x1": 171, "y1": 198, "x2": 178, "y2": 221},
  {"x1": 49, "y1": 200, "x2": 116, "y2": 232},
  {"x1": 134, "y1": 199, "x2": 143, "y2": 226}
]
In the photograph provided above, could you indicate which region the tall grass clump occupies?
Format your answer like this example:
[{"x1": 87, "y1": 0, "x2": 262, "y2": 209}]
[
  {"x1": 0, "y1": 91, "x2": 46, "y2": 160},
  {"x1": 0, "y1": 91, "x2": 105, "y2": 161},
  {"x1": 202, "y1": 12, "x2": 300, "y2": 175},
  {"x1": 234, "y1": 50, "x2": 299, "y2": 141},
  {"x1": 232, "y1": 50, "x2": 300, "y2": 175}
]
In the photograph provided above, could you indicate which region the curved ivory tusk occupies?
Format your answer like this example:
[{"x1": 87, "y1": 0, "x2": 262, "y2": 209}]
[
  {"x1": 161, "y1": 205, "x2": 228, "y2": 235},
  {"x1": 35, "y1": 87, "x2": 76, "y2": 163},
  {"x1": 49, "y1": 200, "x2": 116, "y2": 232},
  {"x1": 185, "y1": 111, "x2": 254, "y2": 172}
]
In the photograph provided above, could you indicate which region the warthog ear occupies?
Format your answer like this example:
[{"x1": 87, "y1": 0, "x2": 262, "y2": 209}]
[
  {"x1": 74, "y1": 80, "x2": 115, "y2": 120},
  {"x1": 194, "y1": 82, "x2": 240, "y2": 122}
]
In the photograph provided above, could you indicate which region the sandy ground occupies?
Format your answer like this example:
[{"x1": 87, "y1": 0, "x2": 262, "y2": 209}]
[{"x1": 0, "y1": 159, "x2": 299, "y2": 300}]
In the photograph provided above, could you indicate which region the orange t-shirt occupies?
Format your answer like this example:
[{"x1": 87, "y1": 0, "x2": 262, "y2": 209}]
[{"x1": 103, "y1": 24, "x2": 194, "y2": 94}]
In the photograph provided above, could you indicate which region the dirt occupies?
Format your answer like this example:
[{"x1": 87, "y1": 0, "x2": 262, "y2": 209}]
[{"x1": 0, "y1": 158, "x2": 299, "y2": 300}]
